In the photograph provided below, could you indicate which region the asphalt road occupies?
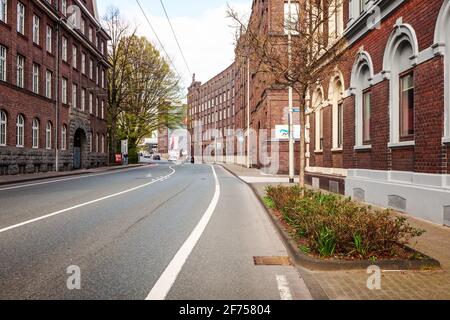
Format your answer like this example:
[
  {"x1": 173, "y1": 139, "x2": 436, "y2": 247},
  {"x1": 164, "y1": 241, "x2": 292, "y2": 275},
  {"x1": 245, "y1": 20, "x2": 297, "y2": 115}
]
[{"x1": 0, "y1": 163, "x2": 312, "y2": 300}]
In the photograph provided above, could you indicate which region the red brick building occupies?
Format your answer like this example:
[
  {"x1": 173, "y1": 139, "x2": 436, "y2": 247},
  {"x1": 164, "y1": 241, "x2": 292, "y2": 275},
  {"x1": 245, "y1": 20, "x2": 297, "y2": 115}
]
[
  {"x1": 187, "y1": 65, "x2": 236, "y2": 163},
  {"x1": 305, "y1": 0, "x2": 450, "y2": 226},
  {"x1": 0, "y1": 0, "x2": 110, "y2": 175},
  {"x1": 188, "y1": 0, "x2": 450, "y2": 226}
]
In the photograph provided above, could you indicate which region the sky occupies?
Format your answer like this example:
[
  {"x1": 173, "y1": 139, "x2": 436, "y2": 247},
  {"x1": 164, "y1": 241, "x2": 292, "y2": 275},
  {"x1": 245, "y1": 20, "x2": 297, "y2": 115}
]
[{"x1": 97, "y1": 0, "x2": 252, "y2": 91}]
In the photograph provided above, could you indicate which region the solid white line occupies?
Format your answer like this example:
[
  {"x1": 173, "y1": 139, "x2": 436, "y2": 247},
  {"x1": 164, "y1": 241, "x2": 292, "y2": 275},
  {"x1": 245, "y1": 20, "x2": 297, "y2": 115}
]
[
  {"x1": 0, "y1": 165, "x2": 156, "y2": 192},
  {"x1": 276, "y1": 275, "x2": 293, "y2": 301},
  {"x1": 0, "y1": 167, "x2": 176, "y2": 234},
  {"x1": 146, "y1": 165, "x2": 220, "y2": 300}
]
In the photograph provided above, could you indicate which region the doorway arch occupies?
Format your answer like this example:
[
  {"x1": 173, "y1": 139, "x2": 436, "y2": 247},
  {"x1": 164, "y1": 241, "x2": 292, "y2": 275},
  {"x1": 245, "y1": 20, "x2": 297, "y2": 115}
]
[{"x1": 73, "y1": 128, "x2": 87, "y2": 170}]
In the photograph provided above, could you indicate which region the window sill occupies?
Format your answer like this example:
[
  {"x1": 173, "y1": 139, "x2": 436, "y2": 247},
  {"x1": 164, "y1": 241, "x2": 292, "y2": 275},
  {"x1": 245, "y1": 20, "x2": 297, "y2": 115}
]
[
  {"x1": 331, "y1": 147, "x2": 343, "y2": 153},
  {"x1": 354, "y1": 145, "x2": 372, "y2": 151},
  {"x1": 388, "y1": 141, "x2": 415, "y2": 148},
  {"x1": 443, "y1": 137, "x2": 450, "y2": 145},
  {"x1": 314, "y1": 150, "x2": 323, "y2": 154}
]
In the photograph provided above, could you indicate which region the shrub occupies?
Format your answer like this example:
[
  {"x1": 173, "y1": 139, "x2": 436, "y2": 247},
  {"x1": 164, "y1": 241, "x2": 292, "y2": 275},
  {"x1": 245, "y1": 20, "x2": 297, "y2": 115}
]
[{"x1": 265, "y1": 186, "x2": 425, "y2": 259}]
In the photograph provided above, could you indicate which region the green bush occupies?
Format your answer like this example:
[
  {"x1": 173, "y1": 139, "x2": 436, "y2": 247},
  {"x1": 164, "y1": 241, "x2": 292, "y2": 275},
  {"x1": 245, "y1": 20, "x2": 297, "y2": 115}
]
[
  {"x1": 128, "y1": 147, "x2": 139, "y2": 164},
  {"x1": 265, "y1": 186, "x2": 425, "y2": 259}
]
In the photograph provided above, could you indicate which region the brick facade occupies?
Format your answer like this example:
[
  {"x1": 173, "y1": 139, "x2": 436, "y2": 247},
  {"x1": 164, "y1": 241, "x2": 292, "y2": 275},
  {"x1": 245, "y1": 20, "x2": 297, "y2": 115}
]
[
  {"x1": 0, "y1": 0, "x2": 109, "y2": 175},
  {"x1": 187, "y1": 0, "x2": 450, "y2": 225}
]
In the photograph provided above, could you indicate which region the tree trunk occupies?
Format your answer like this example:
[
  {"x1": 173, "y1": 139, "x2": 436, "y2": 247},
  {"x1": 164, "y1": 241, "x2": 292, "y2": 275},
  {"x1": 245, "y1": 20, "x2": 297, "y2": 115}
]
[
  {"x1": 108, "y1": 124, "x2": 117, "y2": 165},
  {"x1": 299, "y1": 94, "x2": 306, "y2": 188}
]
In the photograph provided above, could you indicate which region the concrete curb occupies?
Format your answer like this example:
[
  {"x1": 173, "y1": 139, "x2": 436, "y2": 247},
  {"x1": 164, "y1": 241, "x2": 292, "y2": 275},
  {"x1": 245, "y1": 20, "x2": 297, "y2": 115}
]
[
  {"x1": 0, "y1": 164, "x2": 148, "y2": 187},
  {"x1": 219, "y1": 165, "x2": 441, "y2": 272},
  {"x1": 219, "y1": 164, "x2": 330, "y2": 300}
]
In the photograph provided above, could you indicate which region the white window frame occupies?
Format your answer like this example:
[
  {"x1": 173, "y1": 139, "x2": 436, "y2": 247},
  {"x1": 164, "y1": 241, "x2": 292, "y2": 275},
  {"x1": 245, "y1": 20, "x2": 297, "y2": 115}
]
[
  {"x1": 0, "y1": 0, "x2": 7, "y2": 23},
  {"x1": 32, "y1": 118, "x2": 39, "y2": 149},
  {"x1": 16, "y1": 55, "x2": 25, "y2": 88},
  {"x1": 72, "y1": 45, "x2": 77, "y2": 69},
  {"x1": 61, "y1": 0, "x2": 67, "y2": 16},
  {"x1": 45, "y1": 70, "x2": 52, "y2": 98},
  {"x1": 62, "y1": 37, "x2": 68, "y2": 61},
  {"x1": 62, "y1": 78, "x2": 67, "y2": 104},
  {"x1": 46, "y1": 121, "x2": 52, "y2": 150},
  {"x1": 46, "y1": 25, "x2": 52, "y2": 53},
  {"x1": 72, "y1": 83, "x2": 77, "y2": 108},
  {"x1": 16, "y1": 114, "x2": 24, "y2": 148},
  {"x1": 61, "y1": 125, "x2": 67, "y2": 150},
  {"x1": 81, "y1": 53, "x2": 86, "y2": 74},
  {"x1": 89, "y1": 92, "x2": 93, "y2": 114},
  {"x1": 32, "y1": 63, "x2": 40, "y2": 94},
  {"x1": 33, "y1": 15, "x2": 40, "y2": 45},
  {"x1": 17, "y1": 2, "x2": 25, "y2": 35},
  {"x1": 0, "y1": 45, "x2": 6, "y2": 82},
  {"x1": 0, "y1": 110, "x2": 6, "y2": 146},
  {"x1": 81, "y1": 88, "x2": 85, "y2": 111}
]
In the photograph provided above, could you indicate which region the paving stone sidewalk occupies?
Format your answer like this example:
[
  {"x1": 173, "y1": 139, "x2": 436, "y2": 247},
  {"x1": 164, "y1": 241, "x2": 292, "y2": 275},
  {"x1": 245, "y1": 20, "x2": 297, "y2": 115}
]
[
  {"x1": 0, "y1": 164, "x2": 146, "y2": 186},
  {"x1": 221, "y1": 163, "x2": 450, "y2": 300}
]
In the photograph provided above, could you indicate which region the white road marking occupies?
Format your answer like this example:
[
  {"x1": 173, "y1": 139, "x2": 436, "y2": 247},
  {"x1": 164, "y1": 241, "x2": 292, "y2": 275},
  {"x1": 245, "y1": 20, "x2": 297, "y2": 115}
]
[
  {"x1": 0, "y1": 167, "x2": 176, "y2": 234},
  {"x1": 146, "y1": 165, "x2": 220, "y2": 300},
  {"x1": 276, "y1": 275, "x2": 293, "y2": 300},
  {"x1": 0, "y1": 165, "x2": 156, "y2": 192}
]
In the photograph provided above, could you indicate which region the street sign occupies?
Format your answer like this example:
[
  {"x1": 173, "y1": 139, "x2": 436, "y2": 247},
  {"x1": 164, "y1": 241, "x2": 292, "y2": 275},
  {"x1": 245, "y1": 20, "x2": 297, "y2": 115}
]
[
  {"x1": 121, "y1": 140, "x2": 128, "y2": 155},
  {"x1": 292, "y1": 108, "x2": 300, "y2": 113}
]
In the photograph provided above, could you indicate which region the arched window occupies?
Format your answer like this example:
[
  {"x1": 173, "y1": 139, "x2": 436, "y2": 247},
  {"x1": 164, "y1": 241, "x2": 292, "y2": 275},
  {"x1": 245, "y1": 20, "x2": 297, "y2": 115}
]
[
  {"x1": 46, "y1": 121, "x2": 52, "y2": 150},
  {"x1": 101, "y1": 134, "x2": 105, "y2": 154},
  {"x1": 16, "y1": 114, "x2": 24, "y2": 147},
  {"x1": 435, "y1": 0, "x2": 450, "y2": 141},
  {"x1": 61, "y1": 125, "x2": 67, "y2": 150},
  {"x1": 383, "y1": 24, "x2": 419, "y2": 145},
  {"x1": 350, "y1": 51, "x2": 374, "y2": 148},
  {"x1": 312, "y1": 87, "x2": 324, "y2": 151},
  {"x1": 89, "y1": 132, "x2": 93, "y2": 152},
  {"x1": 329, "y1": 72, "x2": 345, "y2": 149},
  {"x1": 0, "y1": 110, "x2": 6, "y2": 146},
  {"x1": 32, "y1": 118, "x2": 39, "y2": 149}
]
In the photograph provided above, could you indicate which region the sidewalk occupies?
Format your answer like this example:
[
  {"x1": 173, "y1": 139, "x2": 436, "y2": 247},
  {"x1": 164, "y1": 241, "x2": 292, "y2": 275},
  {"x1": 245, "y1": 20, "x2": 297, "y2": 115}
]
[
  {"x1": 0, "y1": 164, "x2": 147, "y2": 186},
  {"x1": 221, "y1": 163, "x2": 450, "y2": 300}
]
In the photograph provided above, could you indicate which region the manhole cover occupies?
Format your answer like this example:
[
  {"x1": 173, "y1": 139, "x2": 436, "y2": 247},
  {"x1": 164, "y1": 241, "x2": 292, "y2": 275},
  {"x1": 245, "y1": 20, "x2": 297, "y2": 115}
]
[{"x1": 253, "y1": 256, "x2": 292, "y2": 266}]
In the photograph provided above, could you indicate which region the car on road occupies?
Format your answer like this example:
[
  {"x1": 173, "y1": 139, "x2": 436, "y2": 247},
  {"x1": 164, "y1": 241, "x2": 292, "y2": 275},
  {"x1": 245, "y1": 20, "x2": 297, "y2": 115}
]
[{"x1": 152, "y1": 155, "x2": 161, "y2": 161}]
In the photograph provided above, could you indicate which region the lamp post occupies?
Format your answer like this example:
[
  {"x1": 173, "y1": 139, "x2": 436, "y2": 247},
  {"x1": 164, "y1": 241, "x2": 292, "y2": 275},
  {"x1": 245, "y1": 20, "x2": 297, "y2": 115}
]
[{"x1": 288, "y1": 0, "x2": 295, "y2": 183}]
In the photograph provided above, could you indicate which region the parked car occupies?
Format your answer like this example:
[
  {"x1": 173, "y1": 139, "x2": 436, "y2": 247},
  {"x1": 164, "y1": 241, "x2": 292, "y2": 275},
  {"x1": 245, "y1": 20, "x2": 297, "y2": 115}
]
[{"x1": 152, "y1": 155, "x2": 161, "y2": 161}]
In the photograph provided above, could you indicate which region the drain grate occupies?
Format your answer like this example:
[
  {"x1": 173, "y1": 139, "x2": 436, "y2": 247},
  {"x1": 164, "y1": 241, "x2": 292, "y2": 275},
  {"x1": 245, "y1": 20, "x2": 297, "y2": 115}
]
[{"x1": 253, "y1": 256, "x2": 292, "y2": 266}]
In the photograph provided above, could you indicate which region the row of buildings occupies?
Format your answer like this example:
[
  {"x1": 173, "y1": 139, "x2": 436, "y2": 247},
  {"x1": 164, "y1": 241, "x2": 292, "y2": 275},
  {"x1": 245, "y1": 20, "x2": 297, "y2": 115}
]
[
  {"x1": 0, "y1": 0, "x2": 109, "y2": 175},
  {"x1": 187, "y1": 0, "x2": 450, "y2": 227}
]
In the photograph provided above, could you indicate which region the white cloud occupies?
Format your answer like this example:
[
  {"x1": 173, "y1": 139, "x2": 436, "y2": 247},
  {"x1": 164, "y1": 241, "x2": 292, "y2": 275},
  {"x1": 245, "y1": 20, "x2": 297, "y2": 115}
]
[{"x1": 111, "y1": 2, "x2": 250, "y2": 92}]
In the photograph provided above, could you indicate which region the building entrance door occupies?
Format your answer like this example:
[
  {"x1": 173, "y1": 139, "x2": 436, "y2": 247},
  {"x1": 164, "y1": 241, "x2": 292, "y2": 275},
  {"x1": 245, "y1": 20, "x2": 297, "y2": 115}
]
[{"x1": 73, "y1": 129, "x2": 85, "y2": 170}]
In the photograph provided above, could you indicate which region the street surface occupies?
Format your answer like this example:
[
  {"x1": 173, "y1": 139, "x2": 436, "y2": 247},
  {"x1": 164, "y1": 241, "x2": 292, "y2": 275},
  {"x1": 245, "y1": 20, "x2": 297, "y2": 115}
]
[{"x1": 0, "y1": 163, "x2": 311, "y2": 300}]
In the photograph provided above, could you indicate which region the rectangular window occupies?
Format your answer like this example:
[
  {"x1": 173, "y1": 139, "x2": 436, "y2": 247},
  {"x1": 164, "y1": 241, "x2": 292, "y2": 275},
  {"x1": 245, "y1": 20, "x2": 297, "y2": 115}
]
[
  {"x1": 72, "y1": 45, "x2": 77, "y2": 69},
  {"x1": 0, "y1": 0, "x2": 7, "y2": 23},
  {"x1": 17, "y1": 2, "x2": 25, "y2": 34},
  {"x1": 319, "y1": 108, "x2": 324, "y2": 150},
  {"x1": 16, "y1": 54, "x2": 24, "y2": 88},
  {"x1": 101, "y1": 101, "x2": 104, "y2": 119},
  {"x1": 62, "y1": 37, "x2": 68, "y2": 61},
  {"x1": 0, "y1": 111, "x2": 6, "y2": 146},
  {"x1": 363, "y1": 90, "x2": 371, "y2": 144},
  {"x1": 32, "y1": 64, "x2": 40, "y2": 94},
  {"x1": 33, "y1": 15, "x2": 40, "y2": 44},
  {"x1": 72, "y1": 84, "x2": 77, "y2": 108},
  {"x1": 81, "y1": 88, "x2": 85, "y2": 111},
  {"x1": 89, "y1": 59, "x2": 93, "y2": 79},
  {"x1": 337, "y1": 102, "x2": 343, "y2": 148},
  {"x1": 45, "y1": 70, "x2": 52, "y2": 98},
  {"x1": 46, "y1": 25, "x2": 52, "y2": 53},
  {"x1": 0, "y1": 45, "x2": 6, "y2": 82},
  {"x1": 61, "y1": 0, "x2": 67, "y2": 16},
  {"x1": 400, "y1": 72, "x2": 415, "y2": 138},
  {"x1": 89, "y1": 93, "x2": 93, "y2": 113},
  {"x1": 62, "y1": 78, "x2": 67, "y2": 104},
  {"x1": 81, "y1": 53, "x2": 86, "y2": 74}
]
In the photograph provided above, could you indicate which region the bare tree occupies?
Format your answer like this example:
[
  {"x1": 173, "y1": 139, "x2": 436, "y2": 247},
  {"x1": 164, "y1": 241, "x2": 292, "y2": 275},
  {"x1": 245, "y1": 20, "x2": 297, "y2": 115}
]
[
  {"x1": 103, "y1": 7, "x2": 137, "y2": 163},
  {"x1": 228, "y1": 0, "x2": 347, "y2": 187}
]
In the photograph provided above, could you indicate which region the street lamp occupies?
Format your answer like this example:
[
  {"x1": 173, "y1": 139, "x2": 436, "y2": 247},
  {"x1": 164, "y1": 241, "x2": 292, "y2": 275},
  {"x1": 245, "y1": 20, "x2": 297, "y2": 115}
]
[{"x1": 288, "y1": 0, "x2": 295, "y2": 183}]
